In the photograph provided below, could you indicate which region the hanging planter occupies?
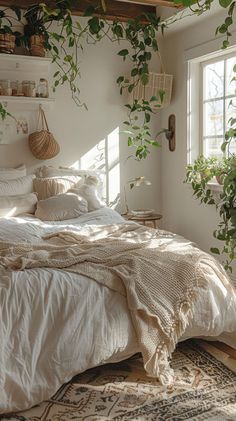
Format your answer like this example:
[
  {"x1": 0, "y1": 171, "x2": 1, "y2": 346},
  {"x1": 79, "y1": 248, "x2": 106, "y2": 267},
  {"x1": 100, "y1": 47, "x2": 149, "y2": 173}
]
[
  {"x1": 132, "y1": 72, "x2": 173, "y2": 109},
  {"x1": 0, "y1": 33, "x2": 16, "y2": 54}
]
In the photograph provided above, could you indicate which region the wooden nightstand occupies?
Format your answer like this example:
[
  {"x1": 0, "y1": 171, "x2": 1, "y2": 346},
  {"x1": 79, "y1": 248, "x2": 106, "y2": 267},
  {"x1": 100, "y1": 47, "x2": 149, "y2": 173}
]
[{"x1": 122, "y1": 213, "x2": 162, "y2": 228}]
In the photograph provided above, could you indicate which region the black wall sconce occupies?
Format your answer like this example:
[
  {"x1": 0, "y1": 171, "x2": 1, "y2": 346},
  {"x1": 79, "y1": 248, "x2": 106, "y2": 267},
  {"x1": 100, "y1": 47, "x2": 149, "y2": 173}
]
[{"x1": 164, "y1": 114, "x2": 176, "y2": 152}]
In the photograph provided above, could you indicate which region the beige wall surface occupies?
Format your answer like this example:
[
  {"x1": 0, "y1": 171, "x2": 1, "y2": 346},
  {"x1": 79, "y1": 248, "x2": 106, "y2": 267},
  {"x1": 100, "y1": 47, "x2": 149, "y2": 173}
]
[
  {"x1": 160, "y1": 8, "x2": 236, "y2": 272},
  {"x1": 0, "y1": 19, "x2": 163, "y2": 215}
]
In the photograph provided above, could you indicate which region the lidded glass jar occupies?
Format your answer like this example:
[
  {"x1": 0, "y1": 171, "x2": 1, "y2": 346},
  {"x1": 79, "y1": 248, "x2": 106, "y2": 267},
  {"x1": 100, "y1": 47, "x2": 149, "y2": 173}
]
[{"x1": 36, "y1": 78, "x2": 49, "y2": 98}]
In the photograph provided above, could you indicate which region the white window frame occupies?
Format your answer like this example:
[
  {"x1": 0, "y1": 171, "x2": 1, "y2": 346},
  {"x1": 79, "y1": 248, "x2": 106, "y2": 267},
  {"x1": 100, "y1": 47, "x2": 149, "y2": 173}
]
[
  {"x1": 200, "y1": 52, "x2": 236, "y2": 158},
  {"x1": 186, "y1": 38, "x2": 236, "y2": 165}
]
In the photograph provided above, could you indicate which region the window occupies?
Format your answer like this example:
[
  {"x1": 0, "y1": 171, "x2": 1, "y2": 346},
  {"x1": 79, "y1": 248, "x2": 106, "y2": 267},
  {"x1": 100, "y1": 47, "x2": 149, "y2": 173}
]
[
  {"x1": 187, "y1": 49, "x2": 236, "y2": 164},
  {"x1": 202, "y1": 54, "x2": 236, "y2": 158}
]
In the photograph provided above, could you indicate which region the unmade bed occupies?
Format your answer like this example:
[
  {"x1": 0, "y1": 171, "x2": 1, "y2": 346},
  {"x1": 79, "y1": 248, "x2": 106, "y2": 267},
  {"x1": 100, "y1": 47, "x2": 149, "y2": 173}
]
[{"x1": 0, "y1": 207, "x2": 236, "y2": 414}]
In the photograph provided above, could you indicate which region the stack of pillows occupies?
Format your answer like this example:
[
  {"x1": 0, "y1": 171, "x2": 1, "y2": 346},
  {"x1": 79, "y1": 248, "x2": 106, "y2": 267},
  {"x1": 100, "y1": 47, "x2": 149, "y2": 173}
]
[
  {"x1": 0, "y1": 164, "x2": 105, "y2": 221},
  {"x1": 0, "y1": 165, "x2": 37, "y2": 217},
  {"x1": 34, "y1": 165, "x2": 105, "y2": 221}
]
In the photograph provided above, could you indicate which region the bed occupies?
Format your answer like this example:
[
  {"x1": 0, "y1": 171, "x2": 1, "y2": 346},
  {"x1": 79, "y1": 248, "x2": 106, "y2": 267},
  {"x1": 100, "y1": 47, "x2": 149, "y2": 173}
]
[{"x1": 0, "y1": 207, "x2": 236, "y2": 414}]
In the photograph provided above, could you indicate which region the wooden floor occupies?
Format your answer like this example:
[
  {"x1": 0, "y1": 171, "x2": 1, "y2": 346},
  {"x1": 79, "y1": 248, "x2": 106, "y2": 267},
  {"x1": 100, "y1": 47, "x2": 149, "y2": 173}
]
[{"x1": 198, "y1": 340, "x2": 236, "y2": 373}]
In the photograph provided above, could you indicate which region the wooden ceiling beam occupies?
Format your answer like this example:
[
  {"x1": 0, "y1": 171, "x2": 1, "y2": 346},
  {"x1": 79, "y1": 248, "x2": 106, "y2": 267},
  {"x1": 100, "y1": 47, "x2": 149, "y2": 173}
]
[
  {"x1": 0, "y1": 0, "x2": 158, "y2": 23},
  {"x1": 116, "y1": 0, "x2": 180, "y2": 8}
]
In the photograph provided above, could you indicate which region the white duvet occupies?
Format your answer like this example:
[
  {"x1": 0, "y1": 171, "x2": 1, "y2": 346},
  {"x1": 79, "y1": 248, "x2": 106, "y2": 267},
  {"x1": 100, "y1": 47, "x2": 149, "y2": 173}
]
[{"x1": 0, "y1": 207, "x2": 235, "y2": 414}]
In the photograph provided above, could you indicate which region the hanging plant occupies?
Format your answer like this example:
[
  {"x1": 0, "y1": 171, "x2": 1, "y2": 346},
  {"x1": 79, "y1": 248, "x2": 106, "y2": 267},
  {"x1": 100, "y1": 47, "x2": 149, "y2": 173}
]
[{"x1": 0, "y1": 0, "x2": 235, "y2": 160}]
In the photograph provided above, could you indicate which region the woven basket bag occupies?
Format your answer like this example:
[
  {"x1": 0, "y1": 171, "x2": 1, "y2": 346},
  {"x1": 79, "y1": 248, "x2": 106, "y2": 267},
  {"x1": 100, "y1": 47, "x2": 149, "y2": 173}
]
[{"x1": 29, "y1": 107, "x2": 60, "y2": 160}]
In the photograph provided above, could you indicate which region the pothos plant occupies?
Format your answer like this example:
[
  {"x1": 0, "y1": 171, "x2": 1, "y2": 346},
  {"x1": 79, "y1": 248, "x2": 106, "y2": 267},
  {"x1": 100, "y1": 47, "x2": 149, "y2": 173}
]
[
  {"x1": 186, "y1": 64, "x2": 236, "y2": 272},
  {"x1": 0, "y1": 0, "x2": 235, "y2": 160}
]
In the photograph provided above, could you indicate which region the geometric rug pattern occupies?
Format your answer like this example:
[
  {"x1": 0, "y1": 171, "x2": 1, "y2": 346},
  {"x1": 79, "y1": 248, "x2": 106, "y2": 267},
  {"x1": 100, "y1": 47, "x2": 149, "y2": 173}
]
[{"x1": 2, "y1": 340, "x2": 236, "y2": 420}]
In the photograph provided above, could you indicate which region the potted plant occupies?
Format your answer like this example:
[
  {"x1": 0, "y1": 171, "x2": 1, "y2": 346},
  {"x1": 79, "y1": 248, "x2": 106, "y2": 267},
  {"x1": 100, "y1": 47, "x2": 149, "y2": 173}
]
[
  {"x1": 185, "y1": 155, "x2": 222, "y2": 205},
  {"x1": 22, "y1": 5, "x2": 50, "y2": 57},
  {"x1": 0, "y1": 6, "x2": 21, "y2": 54}
]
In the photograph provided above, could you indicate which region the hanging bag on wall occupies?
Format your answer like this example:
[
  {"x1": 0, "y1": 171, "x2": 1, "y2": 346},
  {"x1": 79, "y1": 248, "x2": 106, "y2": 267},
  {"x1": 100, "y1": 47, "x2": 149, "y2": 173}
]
[{"x1": 28, "y1": 107, "x2": 60, "y2": 160}]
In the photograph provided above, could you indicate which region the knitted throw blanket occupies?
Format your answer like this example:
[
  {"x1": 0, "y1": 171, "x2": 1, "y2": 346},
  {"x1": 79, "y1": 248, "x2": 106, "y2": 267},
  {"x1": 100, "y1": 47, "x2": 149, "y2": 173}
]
[{"x1": 0, "y1": 223, "x2": 229, "y2": 385}]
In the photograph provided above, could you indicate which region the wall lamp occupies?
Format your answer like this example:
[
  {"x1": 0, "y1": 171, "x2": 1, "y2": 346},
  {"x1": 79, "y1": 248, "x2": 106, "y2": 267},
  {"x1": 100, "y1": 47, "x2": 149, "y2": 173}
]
[{"x1": 164, "y1": 114, "x2": 176, "y2": 152}]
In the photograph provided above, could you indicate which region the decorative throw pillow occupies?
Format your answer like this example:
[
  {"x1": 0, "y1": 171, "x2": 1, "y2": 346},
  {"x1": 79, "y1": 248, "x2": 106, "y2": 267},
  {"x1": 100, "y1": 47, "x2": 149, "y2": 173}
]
[
  {"x1": 0, "y1": 164, "x2": 26, "y2": 180},
  {"x1": 0, "y1": 193, "x2": 38, "y2": 217},
  {"x1": 33, "y1": 175, "x2": 83, "y2": 200},
  {"x1": 35, "y1": 193, "x2": 88, "y2": 221},
  {"x1": 0, "y1": 175, "x2": 35, "y2": 196},
  {"x1": 69, "y1": 175, "x2": 105, "y2": 212}
]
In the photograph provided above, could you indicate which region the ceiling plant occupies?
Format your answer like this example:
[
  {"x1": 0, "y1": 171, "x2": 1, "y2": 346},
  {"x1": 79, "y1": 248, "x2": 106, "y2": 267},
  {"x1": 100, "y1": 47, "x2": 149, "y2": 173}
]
[{"x1": 0, "y1": 0, "x2": 235, "y2": 159}]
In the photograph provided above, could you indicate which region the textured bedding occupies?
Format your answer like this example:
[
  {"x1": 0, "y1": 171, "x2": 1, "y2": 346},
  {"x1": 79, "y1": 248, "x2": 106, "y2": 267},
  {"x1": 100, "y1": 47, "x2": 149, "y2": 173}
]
[{"x1": 0, "y1": 207, "x2": 236, "y2": 413}]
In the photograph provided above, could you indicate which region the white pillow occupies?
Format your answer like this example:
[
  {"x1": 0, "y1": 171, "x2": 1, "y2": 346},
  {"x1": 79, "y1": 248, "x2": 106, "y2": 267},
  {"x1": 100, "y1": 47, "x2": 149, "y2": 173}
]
[
  {"x1": 0, "y1": 193, "x2": 38, "y2": 217},
  {"x1": 35, "y1": 193, "x2": 88, "y2": 221},
  {"x1": 33, "y1": 175, "x2": 83, "y2": 201},
  {"x1": 69, "y1": 176, "x2": 105, "y2": 212},
  {"x1": 0, "y1": 175, "x2": 35, "y2": 196},
  {"x1": 0, "y1": 164, "x2": 26, "y2": 180}
]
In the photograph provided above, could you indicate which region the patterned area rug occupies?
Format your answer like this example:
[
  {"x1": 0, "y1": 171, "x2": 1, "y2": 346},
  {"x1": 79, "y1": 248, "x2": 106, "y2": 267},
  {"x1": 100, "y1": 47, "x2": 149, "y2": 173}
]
[{"x1": 2, "y1": 340, "x2": 236, "y2": 421}]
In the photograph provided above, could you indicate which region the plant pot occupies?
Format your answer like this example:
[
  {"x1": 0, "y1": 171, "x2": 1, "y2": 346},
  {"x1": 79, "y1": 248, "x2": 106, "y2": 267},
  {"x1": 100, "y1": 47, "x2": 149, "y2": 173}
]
[
  {"x1": 30, "y1": 35, "x2": 45, "y2": 57},
  {"x1": 0, "y1": 33, "x2": 16, "y2": 54},
  {"x1": 216, "y1": 173, "x2": 226, "y2": 185}
]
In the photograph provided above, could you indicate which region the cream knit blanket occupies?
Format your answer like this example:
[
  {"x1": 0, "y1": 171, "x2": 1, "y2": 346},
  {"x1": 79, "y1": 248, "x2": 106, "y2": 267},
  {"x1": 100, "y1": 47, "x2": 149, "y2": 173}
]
[{"x1": 0, "y1": 223, "x2": 230, "y2": 385}]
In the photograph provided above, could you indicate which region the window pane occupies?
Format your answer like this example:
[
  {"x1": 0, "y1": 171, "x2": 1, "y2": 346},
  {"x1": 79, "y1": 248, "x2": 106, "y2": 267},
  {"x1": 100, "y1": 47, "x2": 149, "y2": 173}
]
[
  {"x1": 225, "y1": 97, "x2": 236, "y2": 130},
  {"x1": 204, "y1": 60, "x2": 224, "y2": 100},
  {"x1": 204, "y1": 100, "x2": 223, "y2": 136},
  {"x1": 203, "y1": 137, "x2": 224, "y2": 159},
  {"x1": 229, "y1": 142, "x2": 236, "y2": 155},
  {"x1": 226, "y1": 56, "x2": 236, "y2": 96}
]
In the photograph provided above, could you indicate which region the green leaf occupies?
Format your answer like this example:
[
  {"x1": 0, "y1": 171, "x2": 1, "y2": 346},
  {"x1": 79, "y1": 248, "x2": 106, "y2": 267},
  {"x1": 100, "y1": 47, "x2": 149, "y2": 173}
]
[
  {"x1": 88, "y1": 17, "x2": 100, "y2": 34},
  {"x1": 140, "y1": 72, "x2": 149, "y2": 86},
  {"x1": 210, "y1": 247, "x2": 220, "y2": 255},
  {"x1": 118, "y1": 49, "x2": 129, "y2": 57},
  {"x1": 128, "y1": 137, "x2": 133, "y2": 146},
  {"x1": 128, "y1": 84, "x2": 134, "y2": 93},
  {"x1": 116, "y1": 76, "x2": 124, "y2": 84},
  {"x1": 219, "y1": 0, "x2": 233, "y2": 8},
  {"x1": 145, "y1": 113, "x2": 150, "y2": 123},
  {"x1": 131, "y1": 68, "x2": 139, "y2": 77},
  {"x1": 159, "y1": 90, "x2": 165, "y2": 103}
]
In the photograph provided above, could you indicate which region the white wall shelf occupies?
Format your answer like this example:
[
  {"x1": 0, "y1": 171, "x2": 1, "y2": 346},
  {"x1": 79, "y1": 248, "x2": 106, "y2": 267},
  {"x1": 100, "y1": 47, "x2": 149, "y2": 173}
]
[
  {"x1": 0, "y1": 53, "x2": 51, "y2": 72},
  {"x1": 0, "y1": 95, "x2": 55, "y2": 111},
  {"x1": 0, "y1": 53, "x2": 54, "y2": 111}
]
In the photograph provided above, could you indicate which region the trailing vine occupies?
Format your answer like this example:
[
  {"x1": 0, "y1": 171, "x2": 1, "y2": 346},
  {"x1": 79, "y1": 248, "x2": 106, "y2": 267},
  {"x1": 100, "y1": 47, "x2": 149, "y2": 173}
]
[{"x1": 0, "y1": 0, "x2": 235, "y2": 159}]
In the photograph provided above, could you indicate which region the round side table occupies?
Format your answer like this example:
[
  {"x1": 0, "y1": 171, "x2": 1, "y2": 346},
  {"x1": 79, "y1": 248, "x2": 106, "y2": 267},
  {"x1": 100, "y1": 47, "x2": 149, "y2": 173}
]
[{"x1": 122, "y1": 212, "x2": 162, "y2": 228}]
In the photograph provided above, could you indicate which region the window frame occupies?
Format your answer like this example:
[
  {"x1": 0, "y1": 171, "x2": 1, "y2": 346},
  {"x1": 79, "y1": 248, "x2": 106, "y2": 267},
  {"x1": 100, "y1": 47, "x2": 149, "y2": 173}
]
[
  {"x1": 199, "y1": 51, "x2": 236, "y2": 158},
  {"x1": 187, "y1": 42, "x2": 236, "y2": 165}
]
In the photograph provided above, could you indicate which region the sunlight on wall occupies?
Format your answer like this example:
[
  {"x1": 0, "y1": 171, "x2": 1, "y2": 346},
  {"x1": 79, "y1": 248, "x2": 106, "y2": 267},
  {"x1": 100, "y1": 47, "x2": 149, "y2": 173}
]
[{"x1": 71, "y1": 127, "x2": 120, "y2": 208}]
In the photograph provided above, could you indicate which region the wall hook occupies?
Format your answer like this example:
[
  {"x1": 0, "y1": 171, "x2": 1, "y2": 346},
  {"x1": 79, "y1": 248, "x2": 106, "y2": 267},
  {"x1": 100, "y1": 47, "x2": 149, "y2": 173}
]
[{"x1": 164, "y1": 114, "x2": 176, "y2": 152}]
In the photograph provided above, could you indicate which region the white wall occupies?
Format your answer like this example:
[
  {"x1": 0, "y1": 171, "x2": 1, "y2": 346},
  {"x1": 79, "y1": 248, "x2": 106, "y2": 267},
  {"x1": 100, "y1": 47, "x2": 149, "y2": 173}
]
[
  {"x1": 0, "y1": 19, "x2": 163, "y2": 215},
  {"x1": 161, "y1": 8, "x2": 236, "y2": 272}
]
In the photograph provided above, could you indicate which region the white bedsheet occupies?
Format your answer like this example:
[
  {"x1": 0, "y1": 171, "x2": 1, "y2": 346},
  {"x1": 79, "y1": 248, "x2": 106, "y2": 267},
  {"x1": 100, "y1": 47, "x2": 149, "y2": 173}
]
[{"x1": 0, "y1": 207, "x2": 235, "y2": 413}]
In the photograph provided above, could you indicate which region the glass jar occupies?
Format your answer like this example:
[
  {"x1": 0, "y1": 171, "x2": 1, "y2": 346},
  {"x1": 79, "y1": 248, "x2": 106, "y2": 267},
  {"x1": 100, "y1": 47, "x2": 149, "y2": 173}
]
[
  {"x1": 11, "y1": 80, "x2": 18, "y2": 96},
  {"x1": 36, "y1": 78, "x2": 49, "y2": 98},
  {"x1": 0, "y1": 80, "x2": 11, "y2": 96},
  {"x1": 22, "y1": 80, "x2": 31, "y2": 97},
  {"x1": 29, "y1": 81, "x2": 36, "y2": 97}
]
